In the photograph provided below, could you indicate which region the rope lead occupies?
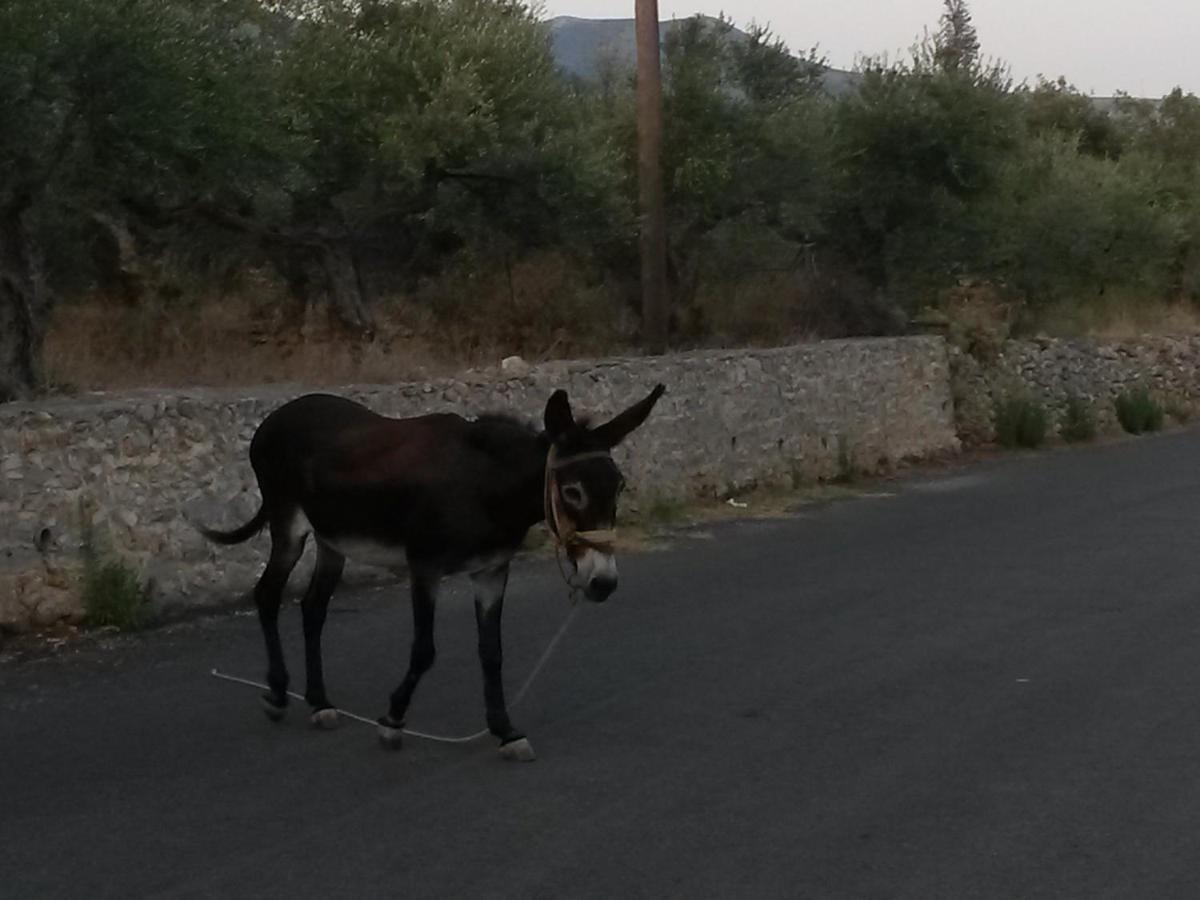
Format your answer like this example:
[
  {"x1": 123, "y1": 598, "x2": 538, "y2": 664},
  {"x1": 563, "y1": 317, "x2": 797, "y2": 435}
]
[{"x1": 211, "y1": 598, "x2": 580, "y2": 745}]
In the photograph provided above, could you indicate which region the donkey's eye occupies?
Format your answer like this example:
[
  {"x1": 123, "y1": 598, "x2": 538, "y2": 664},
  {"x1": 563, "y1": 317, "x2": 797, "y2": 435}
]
[{"x1": 561, "y1": 484, "x2": 587, "y2": 509}]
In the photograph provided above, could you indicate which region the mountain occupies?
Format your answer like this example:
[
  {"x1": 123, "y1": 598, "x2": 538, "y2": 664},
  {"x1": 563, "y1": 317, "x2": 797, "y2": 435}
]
[
  {"x1": 547, "y1": 15, "x2": 860, "y2": 96},
  {"x1": 545, "y1": 17, "x2": 1158, "y2": 106}
]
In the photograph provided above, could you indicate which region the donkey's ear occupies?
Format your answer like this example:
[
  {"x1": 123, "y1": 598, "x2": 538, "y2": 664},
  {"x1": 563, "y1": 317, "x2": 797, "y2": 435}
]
[
  {"x1": 591, "y1": 384, "x2": 666, "y2": 449},
  {"x1": 543, "y1": 389, "x2": 575, "y2": 439}
]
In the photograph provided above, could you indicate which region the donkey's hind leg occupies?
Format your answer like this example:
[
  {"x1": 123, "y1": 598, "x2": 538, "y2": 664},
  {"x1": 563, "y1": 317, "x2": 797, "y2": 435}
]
[
  {"x1": 377, "y1": 571, "x2": 439, "y2": 748},
  {"x1": 301, "y1": 542, "x2": 345, "y2": 729},
  {"x1": 254, "y1": 511, "x2": 307, "y2": 721}
]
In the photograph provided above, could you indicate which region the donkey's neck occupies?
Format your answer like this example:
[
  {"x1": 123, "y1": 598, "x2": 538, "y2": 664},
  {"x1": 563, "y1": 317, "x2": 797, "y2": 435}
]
[
  {"x1": 471, "y1": 420, "x2": 552, "y2": 536},
  {"x1": 514, "y1": 433, "x2": 553, "y2": 531}
]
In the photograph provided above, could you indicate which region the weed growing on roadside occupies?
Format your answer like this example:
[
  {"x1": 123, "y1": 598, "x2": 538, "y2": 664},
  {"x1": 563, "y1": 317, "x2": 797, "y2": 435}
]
[
  {"x1": 1059, "y1": 395, "x2": 1097, "y2": 443},
  {"x1": 994, "y1": 395, "x2": 1048, "y2": 448},
  {"x1": 1114, "y1": 387, "x2": 1164, "y2": 435},
  {"x1": 79, "y1": 511, "x2": 153, "y2": 631}
]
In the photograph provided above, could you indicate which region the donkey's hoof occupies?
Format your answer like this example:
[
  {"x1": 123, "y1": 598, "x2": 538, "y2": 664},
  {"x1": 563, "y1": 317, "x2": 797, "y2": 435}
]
[
  {"x1": 310, "y1": 707, "x2": 340, "y2": 730},
  {"x1": 260, "y1": 693, "x2": 287, "y2": 722},
  {"x1": 377, "y1": 717, "x2": 405, "y2": 750},
  {"x1": 499, "y1": 737, "x2": 536, "y2": 762}
]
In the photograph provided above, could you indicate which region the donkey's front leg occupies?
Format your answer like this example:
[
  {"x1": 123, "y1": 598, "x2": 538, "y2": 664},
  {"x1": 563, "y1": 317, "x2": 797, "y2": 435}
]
[
  {"x1": 472, "y1": 564, "x2": 535, "y2": 761},
  {"x1": 377, "y1": 571, "x2": 439, "y2": 749}
]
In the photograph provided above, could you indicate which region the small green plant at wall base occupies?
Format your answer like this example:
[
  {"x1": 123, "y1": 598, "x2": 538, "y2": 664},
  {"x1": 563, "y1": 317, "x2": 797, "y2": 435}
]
[
  {"x1": 1059, "y1": 395, "x2": 1097, "y2": 443},
  {"x1": 1114, "y1": 388, "x2": 1164, "y2": 435},
  {"x1": 994, "y1": 395, "x2": 1048, "y2": 448},
  {"x1": 835, "y1": 434, "x2": 856, "y2": 483},
  {"x1": 82, "y1": 556, "x2": 153, "y2": 630},
  {"x1": 78, "y1": 509, "x2": 153, "y2": 630},
  {"x1": 639, "y1": 493, "x2": 687, "y2": 526}
]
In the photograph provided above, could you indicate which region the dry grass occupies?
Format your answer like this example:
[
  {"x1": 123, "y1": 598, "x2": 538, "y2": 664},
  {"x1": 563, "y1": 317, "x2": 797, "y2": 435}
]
[
  {"x1": 687, "y1": 267, "x2": 880, "y2": 346},
  {"x1": 688, "y1": 272, "x2": 808, "y2": 344},
  {"x1": 413, "y1": 252, "x2": 638, "y2": 362},
  {"x1": 621, "y1": 481, "x2": 867, "y2": 540},
  {"x1": 1030, "y1": 296, "x2": 1200, "y2": 339},
  {"x1": 44, "y1": 296, "x2": 464, "y2": 391},
  {"x1": 43, "y1": 250, "x2": 1200, "y2": 394},
  {"x1": 43, "y1": 254, "x2": 637, "y2": 392},
  {"x1": 515, "y1": 480, "x2": 871, "y2": 562}
]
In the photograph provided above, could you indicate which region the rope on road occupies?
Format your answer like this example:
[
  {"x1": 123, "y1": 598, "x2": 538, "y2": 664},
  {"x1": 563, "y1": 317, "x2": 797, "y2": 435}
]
[{"x1": 210, "y1": 599, "x2": 581, "y2": 745}]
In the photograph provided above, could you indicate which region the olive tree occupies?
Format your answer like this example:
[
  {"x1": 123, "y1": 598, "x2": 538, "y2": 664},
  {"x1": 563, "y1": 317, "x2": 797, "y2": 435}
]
[{"x1": 0, "y1": 0, "x2": 285, "y2": 399}]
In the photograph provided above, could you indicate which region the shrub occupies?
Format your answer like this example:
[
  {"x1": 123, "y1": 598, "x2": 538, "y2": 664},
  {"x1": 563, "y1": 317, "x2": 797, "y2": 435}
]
[
  {"x1": 82, "y1": 555, "x2": 153, "y2": 631},
  {"x1": 835, "y1": 434, "x2": 856, "y2": 483},
  {"x1": 1115, "y1": 387, "x2": 1164, "y2": 434},
  {"x1": 79, "y1": 509, "x2": 152, "y2": 630},
  {"x1": 994, "y1": 394, "x2": 1048, "y2": 448},
  {"x1": 1059, "y1": 395, "x2": 1097, "y2": 443},
  {"x1": 982, "y1": 135, "x2": 1184, "y2": 310}
]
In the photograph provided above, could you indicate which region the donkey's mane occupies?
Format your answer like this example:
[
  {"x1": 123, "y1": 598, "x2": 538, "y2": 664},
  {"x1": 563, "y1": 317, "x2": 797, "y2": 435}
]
[
  {"x1": 474, "y1": 412, "x2": 537, "y2": 433},
  {"x1": 475, "y1": 415, "x2": 537, "y2": 432},
  {"x1": 472, "y1": 409, "x2": 594, "y2": 437},
  {"x1": 467, "y1": 413, "x2": 543, "y2": 463}
]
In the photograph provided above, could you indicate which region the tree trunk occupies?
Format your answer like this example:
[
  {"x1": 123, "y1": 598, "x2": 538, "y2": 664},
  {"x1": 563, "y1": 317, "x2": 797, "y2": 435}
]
[
  {"x1": 91, "y1": 211, "x2": 148, "y2": 307},
  {"x1": 0, "y1": 195, "x2": 49, "y2": 401},
  {"x1": 321, "y1": 241, "x2": 375, "y2": 336},
  {"x1": 268, "y1": 240, "x2": 375, "y2": 337}
]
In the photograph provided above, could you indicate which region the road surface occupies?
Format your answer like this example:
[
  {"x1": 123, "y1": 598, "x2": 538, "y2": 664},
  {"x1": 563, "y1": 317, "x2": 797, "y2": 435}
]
[{"x1": 5, "y1": 430, "x2": 1200, "y2": 898}]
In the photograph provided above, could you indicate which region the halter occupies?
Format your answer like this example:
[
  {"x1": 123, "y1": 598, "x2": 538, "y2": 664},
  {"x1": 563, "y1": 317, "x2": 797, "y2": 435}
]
[{"x1": 543, "y1": 445, "x2": 618, "y2": 585}]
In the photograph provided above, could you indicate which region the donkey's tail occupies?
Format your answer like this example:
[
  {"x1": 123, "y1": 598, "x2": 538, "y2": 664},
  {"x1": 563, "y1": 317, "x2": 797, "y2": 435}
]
[{"x1": 193, "y1": 505, "x2": 268, "y2": 546}]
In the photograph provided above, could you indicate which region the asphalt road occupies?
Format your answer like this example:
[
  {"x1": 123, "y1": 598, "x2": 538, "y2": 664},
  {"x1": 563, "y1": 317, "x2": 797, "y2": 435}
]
[{"x1": 6, "y1": 429, "x2": 1200, "y2": 898}]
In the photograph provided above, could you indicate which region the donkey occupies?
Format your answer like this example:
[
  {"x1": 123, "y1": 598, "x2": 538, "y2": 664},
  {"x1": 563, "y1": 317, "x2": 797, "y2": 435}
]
[{"x1": 197, "y1": 384, "x2": 665, "y2": 760}]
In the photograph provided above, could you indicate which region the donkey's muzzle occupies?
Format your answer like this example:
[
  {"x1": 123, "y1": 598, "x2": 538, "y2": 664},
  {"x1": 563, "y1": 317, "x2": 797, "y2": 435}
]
[{"x1": 586, "y1": 574, "x2": 618, "y2": 603}]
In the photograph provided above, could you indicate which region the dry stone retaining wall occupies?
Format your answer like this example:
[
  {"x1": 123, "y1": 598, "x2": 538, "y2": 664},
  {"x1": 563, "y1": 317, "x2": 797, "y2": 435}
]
[
  {"x1": 952, "y1": 336, "x2": 1200, "y2": 444},
  {"x1": 1, "y1": 337, "x2": 956, "y2": 632}
]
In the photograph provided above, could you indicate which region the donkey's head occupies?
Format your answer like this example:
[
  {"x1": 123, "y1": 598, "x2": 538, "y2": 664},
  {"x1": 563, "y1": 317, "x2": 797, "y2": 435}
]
[{"x1": 542, "y1": 384, "x2": 666, "y2": 602}]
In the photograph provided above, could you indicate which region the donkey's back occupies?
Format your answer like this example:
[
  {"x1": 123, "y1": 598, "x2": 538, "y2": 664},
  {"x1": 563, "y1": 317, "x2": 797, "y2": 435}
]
[{"x1": 251, "y1": 393, "x2": 467, "y2": 496}]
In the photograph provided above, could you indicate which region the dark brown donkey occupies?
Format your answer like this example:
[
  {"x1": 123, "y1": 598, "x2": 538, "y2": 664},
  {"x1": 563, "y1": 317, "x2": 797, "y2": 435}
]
[{"x1": 198, "y1": 385, "x2": 664, "y2": 760}]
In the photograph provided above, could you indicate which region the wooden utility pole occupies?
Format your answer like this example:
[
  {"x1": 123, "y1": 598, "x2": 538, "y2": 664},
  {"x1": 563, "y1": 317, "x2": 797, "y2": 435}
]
[{"x1": 635, "y1": 0, "x2": 668, "y2": 354}]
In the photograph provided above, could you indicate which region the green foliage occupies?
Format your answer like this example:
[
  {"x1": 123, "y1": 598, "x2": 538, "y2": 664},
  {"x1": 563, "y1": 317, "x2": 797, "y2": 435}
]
[
  {"x1": 7, "y1": 2, "x2": 274, "y2": 161},
  {"x1": 279, "y1": 0, "x2": 612, "y2": 244},
  {"x1": 829, "y1": 41, "x2": 1018, "y2": 314},
  {"x1": 654, "y1": 16, "x2": 833, "y2": 335},
  {"x1": 0, "y1": 0, "x2": 296, "y2": 388},
  {"x1": 0, "y1": 0, "x2": 288, "y2": 229},
  {"x1": 981, "y1": 135, "x2": 1184, "y2": 308},
  {"x1": 1021, "y1": 78, "x2": 1129, "y2": 159},
  {"x1": 994, "y1": 394, "x2": 1049, "y2": 448},
  {"x1": 1059, "y1": 396, "x2": 1097, "y2": 443},
  {"x1": 1121, "y1": 89, "x2": 1200, "y2": 302},
  {"x1": 1115, "y1": 387, "x2": 1165, "y2": 434}
]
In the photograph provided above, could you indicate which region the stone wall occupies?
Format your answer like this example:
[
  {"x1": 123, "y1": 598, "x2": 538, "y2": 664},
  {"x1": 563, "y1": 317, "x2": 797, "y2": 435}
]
[
  {"x1": 952, "y1": 335, "x2": 1200, "y2": 444},
  {"x1": 0, "y1": 337, "x2": 957, "y2": 631}
]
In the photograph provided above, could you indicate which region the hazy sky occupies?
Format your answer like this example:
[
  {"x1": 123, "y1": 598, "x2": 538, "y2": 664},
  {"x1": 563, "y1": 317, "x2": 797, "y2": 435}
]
[{"x1": 542, "y1": 0, "x2": 1197, "y2": 98}]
